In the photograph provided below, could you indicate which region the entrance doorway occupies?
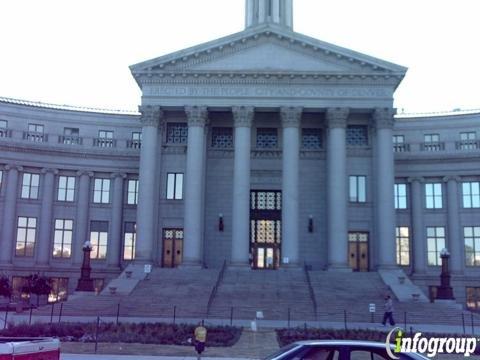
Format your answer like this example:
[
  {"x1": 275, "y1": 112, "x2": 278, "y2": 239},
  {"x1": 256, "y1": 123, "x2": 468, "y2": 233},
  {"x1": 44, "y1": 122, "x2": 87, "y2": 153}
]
[
  {"x1": 348, "y1": 232, "x2": 369, "y2": 271},
  {"x1": 162, "y1": 228, "x2": 183, "y2": 268},
  {"x1": 250, "y1": 190, "x2": 281, "y2": 269}
]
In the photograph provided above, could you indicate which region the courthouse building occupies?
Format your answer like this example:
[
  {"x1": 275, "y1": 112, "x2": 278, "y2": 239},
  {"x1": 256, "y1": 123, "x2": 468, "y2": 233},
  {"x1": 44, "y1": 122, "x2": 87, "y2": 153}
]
[{"x1": 0, "y1": 0, "x2": 480, "y2": 308}]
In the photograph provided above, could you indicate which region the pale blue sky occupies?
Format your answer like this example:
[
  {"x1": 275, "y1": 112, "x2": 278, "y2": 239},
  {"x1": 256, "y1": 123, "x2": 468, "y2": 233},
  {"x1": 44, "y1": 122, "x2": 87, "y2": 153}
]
[{"x1": 0, "y1": 0, "x2": 478, "y2": 113}]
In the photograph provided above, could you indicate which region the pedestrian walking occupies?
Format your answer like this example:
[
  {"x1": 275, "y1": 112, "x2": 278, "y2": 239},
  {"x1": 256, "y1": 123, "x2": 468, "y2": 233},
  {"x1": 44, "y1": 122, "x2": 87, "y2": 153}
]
[{"x1": 382, "y1": 295, "x2": 396, "y2": 326}]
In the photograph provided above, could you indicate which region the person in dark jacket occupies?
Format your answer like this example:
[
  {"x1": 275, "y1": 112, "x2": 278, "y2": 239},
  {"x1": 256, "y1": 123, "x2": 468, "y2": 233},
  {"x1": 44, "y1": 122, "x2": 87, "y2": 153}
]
[{"x1": 382, "y1": 294, "x2": 396, "y2": 326}]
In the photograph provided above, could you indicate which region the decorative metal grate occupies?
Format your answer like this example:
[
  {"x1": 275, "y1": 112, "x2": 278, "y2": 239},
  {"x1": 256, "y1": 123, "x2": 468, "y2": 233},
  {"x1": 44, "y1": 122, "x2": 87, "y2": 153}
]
[
  {"x1": 256, "y1": 128, "x2": 277, "y2": 149},
  {"x1": 251, "y1": 220, "x2": 281, "y2": 244},
  {"x1": 211, "y1": 127, "x2": 233, "y2": 148},
  {"x1": 251, "y1": 191, "x2": 282, "y2": 210},
  {"x1": 346, "y1": 125, "x2": 368, "y2": 146},
  {"x1": 166, "y1": 123, "x2": 188, "y2": 144},
  {"x1": 302, "y1": 128, "x2": 322, "y2": 149},
  {"x1": 163, "y1": 229, "x2": 184, "y2": 239}
]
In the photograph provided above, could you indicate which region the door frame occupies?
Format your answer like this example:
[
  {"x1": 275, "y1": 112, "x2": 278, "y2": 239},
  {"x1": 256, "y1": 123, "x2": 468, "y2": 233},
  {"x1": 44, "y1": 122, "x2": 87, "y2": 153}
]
[{"x1": 348, "y1": 231, "x2": 370, "y2": 272}]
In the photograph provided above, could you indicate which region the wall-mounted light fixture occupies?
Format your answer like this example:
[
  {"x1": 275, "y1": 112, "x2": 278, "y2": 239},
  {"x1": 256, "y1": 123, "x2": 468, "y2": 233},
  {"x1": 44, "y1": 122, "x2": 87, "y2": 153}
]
[
  {"x1": 218, "y1": 213, "x2": 224, "y2": 232},
  {"x1": 308, "y1": 215, "x2": 314, "y2": 233}
]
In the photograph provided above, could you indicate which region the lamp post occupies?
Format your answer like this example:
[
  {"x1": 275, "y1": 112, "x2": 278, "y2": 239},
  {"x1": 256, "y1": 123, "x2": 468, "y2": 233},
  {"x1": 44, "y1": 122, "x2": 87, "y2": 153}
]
[
  {"x1": 76, "y1": 241, "x2": 95, "y2": 292},
  {"x1": 436, "y1": 248, "x2": 455, "y2": 300}
]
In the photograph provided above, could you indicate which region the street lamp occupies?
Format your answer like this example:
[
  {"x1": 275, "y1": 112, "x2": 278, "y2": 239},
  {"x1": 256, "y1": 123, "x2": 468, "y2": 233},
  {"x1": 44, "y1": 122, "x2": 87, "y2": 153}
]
[
  {"x1": 75, "y1": 241, "x2": 95, "y2": 292},
  {"x1": 436, "y1": 248, "x2": 455, "y2": 300}
]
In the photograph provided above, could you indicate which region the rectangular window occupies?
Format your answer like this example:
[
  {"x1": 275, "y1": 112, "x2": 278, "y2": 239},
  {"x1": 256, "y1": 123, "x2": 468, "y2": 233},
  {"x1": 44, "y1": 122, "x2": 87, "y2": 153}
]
[
  {"x1": 21, "y1": 173, "x2": 40, "y2": 199},
  {"x1": 424, "y1": 133, "x2": 440, "y2": 143},
  {"x1": 427, "y1": 226, "x2": 446, "y2": 266},
  {"x1": 0, "y1": 170, "x2": 3, "y2": 190},
  {"x1": 423, "y1": 133, "x2": 442, "y2": 151},
  {"x1": 346, "y1": 125, "x2": 368, "y2": 146},
  {"x1": 394, "y1": 183, "x2": 407, "y2": 209},
  {"x1": 302, "y1": 128, "x2": 322, "y2": 149},
  {"x1": 464, "y1": 226, "x2": 480, "y2": 267},
  {"x1": 0, "y1": 120, "x2": 7, "y2": 128},
  {"x1": 132, "y1": 132, "x2": 142, "y2": 141},
  {"x1": 396, "y1": 227, "x2": 410, "y2": 266},
  {"x1": 0, "y1": 120, "x2": 8, "y2": 137},
  {"x1": 57, "y1": 176, "x2": 75, "y2": 202},
  {"x1": 62, "y1": 128, "x2": 80, "y2": 145},
  {"x1": 256, "y1": 128, "x2": 278, "y2": 149},
  {"x1": 27, "y1": 123, "x2": 45, "y2": 142},
  {"x1": 462, "y1": 182, "x2": 480, "y2": 208},
  {"x1": 349, "y1": 176, "x2": 366, "y2": 203},
  {"x1": 393, "y1": 135, "x2": 409, "y2": 152},
  {"x1": 93, "y1": 178, "x2": 110, "y2": 204},
  {"x1": 89, "y1": 221, "x2": 108, "y2": 259},
  {"x1": 211, "y1": 127, "x2": 233, "y2": 149},
  {"x1": 166, "y1": 123, "x2": 188, "y2": 144},
  {"x1": 123, "y1": 222, "x2": 136, "y2": 260},
  {"x1": 466, "y1": 287, "x2": 480, "y2": 311},
  {"x1": 97, "y1": 130, "x2": 114, "y2": 147},
  {"x1": 53, "y1": 219, "x2": 73, "y2": 258},
  {"x1": 166, "y1": 173, "x2": 183, "y2": 200},
  {"x1": 459, "y1": 132, "x2": 478, "y2": 150},
  {"x1": 127, "y1": 179, "x2": 139, "y2": 205},
  {"x1": 48, "y1": 278, "x2": 69, "y2": 303},
  {"x1": 425, "y1": 183, "x2": 443, "y2": 209},
  {"x1": 15, "y1": 217, "x2": 37, "y2": 257}
]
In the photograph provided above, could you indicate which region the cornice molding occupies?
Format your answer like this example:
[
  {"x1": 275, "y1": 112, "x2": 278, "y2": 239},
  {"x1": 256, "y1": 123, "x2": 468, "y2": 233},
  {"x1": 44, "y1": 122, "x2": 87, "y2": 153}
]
[
  {"x1": 373, "y1": 107, "x2": 396, "y2": 129},
  {"x1": 232, "y1": 106, "x2": 255, "y2": 128},
  {"x1": 326, "y1": 108, "x2": 349, "y2": 129},
  {"x1": 185, "y1": 106, "x2": 208, "y2": 127},
  {"x1": 138, "y1": 105, "x2": 163, "y2": 127},
  {"x1": 280, "y1": 107, "x2": 303, "y2": 128}
]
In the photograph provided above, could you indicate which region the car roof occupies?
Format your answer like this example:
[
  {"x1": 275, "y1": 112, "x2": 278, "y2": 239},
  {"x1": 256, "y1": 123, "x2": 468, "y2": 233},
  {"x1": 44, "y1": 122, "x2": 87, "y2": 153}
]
[{"x1": 294, "y1": 340, "x2": 393, "y2": 349}]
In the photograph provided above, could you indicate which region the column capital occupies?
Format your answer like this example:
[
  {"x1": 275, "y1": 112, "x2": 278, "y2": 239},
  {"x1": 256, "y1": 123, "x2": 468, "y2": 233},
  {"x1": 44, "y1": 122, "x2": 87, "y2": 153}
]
[
  {"x1": 280, "y1": 107, "x2": 303, "y2": 128},
  {"x1": 111, "y1": 172, "x2": 127, "y2": 180},
  {"x1": 4, "y1": 164, "x2": 23, "y2": 172},
  {"x1": 76, "y1": 170, "x2": 94, "y2": 178},
  {"x1": 185, "y1": 106, "x2": 208, "y2": 127},
  {"x1": 41, "y1": 168, "x2": 59, "y2": 175},
  {"x1": 407, "y1": 176, "x2": 425, "y2": 184},
  {"x1": 443, "y1": 175, "x2": 461, "y2": 183},
  {"x1": 232, "y1": 106, "x2": 254, "y2": 128},
  {"x1": 326, "y1": 108, "x2": 349, "y2": 128},
  {"x1": 373, "y1": 107, "x2": 396, "y2": 129},
  {"x1": 138, "y1": 105, "x2": 163, "y2": 127}
]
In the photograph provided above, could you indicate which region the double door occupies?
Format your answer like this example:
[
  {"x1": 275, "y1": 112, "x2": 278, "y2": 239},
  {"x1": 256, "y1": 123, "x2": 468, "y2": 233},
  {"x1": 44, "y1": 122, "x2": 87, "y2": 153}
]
[
  {"x1": 162, "y1": 228, "x2": 183, "y2": 268},
  {"x1": 348, "y1": 232, "x2": 369, "y2": 272}
]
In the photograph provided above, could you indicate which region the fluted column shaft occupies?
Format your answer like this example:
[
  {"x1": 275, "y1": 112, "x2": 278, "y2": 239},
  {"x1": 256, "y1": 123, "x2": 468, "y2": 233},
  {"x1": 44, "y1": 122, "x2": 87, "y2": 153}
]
[
  {"x1": 37, "y1": 169, "x2": 57, "y2": 266},
  {"x1": 374, "y1": 108, "x2": 397, "y2": 269},
  {"x1": 446, "y1": 176, "x2": 463, "y2": 274},
  {"x1": 74, "y1": 171, "x2": 92, "y2": 265},
  {"x1": 410, "y1": 177, "x2": 426, "y2": 273},
  {"x1": 108, "y1": 173, "x2": 125, "y2": 267},
  {"x1": 231, "y1": 107, "x2": 254, "y2": 266},
  {"x1": 183, "y1": 106, "x2": 208, "y2": 266},
  {"x1": 135, "y1": 106, "x2": 162, "y2": 262},
  {"x1": 326, "y1": 108, "x2": 349, "y2": 270},
  {"x1": 281, "y1": 107, "x2": 302, "y2": 266},
  {"x1": 0, "y1": 165, "x2": 20, "y2": 264}
]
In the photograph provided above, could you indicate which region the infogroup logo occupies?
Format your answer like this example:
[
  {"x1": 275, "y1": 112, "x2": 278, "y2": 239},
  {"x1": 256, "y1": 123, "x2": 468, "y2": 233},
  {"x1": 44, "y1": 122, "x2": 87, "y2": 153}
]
[{"x1": 385, "y1": 327, "x2": 477, "y2": 359}]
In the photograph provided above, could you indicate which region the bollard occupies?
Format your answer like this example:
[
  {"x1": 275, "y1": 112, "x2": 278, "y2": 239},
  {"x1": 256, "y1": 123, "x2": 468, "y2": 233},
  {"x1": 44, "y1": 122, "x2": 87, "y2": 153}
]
[
  {"x1": 173, "y1": 306, "x2": 176, "y2": 324},
  {"x1": 94, "y1": 316, "x2": 100, "y2": 353},
  {"x1": 116, "y1": 303, "x2": 120, "y2": 325},
  {"x1": 50, "y1": 302, "x2": 55, "y2": 324},
  {"x1": 462, "y1": 313, "x2": 466, "y2": 334},
  {"x1": 230, "y1": 307, "x2": 233, "y2": 326},
  {"x1": 58, "y1": 302, "x2": 63, "y2": 323},
  {"x1": 343, "y1": 310, "x2": 347, "y2": 330},
  {"x1": 29, "y1": 306, "x2": 33, "y2": 325},
  {"x1": 287, "y1": 308, "x2": 291, "y2": 329}
]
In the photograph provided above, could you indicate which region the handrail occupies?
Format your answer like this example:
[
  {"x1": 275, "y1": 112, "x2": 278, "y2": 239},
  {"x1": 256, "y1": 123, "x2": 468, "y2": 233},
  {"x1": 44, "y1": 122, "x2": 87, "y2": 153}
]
[
  {"x1": 206, "y1": 260, "x2": 227, "y2": 317},
  {"x1": 304, "y1": 262, "x2": 318, "y2": 321}
]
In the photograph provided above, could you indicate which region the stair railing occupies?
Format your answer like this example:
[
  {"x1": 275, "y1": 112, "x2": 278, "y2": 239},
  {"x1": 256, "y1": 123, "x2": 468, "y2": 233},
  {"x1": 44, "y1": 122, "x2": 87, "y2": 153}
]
[
  {"x1": 304, "y1": 262, "x2": 318, "y2": 320},
  {"x1": 206, "y1": 259, "x2": 227, "y2": 317}
]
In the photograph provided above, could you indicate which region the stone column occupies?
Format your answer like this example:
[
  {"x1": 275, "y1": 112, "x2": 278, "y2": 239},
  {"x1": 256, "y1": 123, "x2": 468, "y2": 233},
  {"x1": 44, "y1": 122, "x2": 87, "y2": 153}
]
[
  {"x1": 373, "y1": 108, "x2": 397, "y2": 269},
  {"x1": 108, "y1": 173, "x2": 126, "y2": 267},
  {"x1": 74, "y1": 171, "x2": 93, "y2": 265},
  {"x1": 409, "y1": 177, "x2": 426, "y2": 274},
  {"x1": 37, "y1": 168, "x2": 58, "y2": 266},
  {"x1": 231, "y1": 106, "x2": 254, "y2": 267},
  {"x1": 445, "y1": 176, "x2": 463, "y2": 274},
  {"x1": 326, "y1": 108, "x2": 349, "y2": 270},
  {"x1": 0, "y1": 165, "x2": 21, "y2": 264},
  {"x1": 183, "y1": 106, "x2": 208, "y2": 267},
  {"x1": 281, "y1": 107, "x2": 302, "y2": 267},
  {"x1": 135, "y1": 105, "x2": 162, "y2": 262}
]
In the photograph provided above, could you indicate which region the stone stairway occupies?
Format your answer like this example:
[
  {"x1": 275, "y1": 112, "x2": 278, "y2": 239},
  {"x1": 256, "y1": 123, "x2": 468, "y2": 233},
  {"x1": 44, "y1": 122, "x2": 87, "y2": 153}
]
[{"x1": 208, "y1": 268, "x2": 316, "y2": 321}]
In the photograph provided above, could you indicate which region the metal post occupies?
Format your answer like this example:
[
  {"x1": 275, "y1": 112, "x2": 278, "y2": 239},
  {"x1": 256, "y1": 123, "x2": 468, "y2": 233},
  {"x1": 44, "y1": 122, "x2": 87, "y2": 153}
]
[
  {"x1": 58, "y1": 302, "x2": 63, "y2": 323},
  {"x1": 230, "y1": 307, "x2": 233, "y2": 326},
  {"x1": 462, "y1": 313, "x2": 466, "y2": 334},
  {"x1": 343, "y1": 310, "x2": 347, "y2": 330},
  {"x1": 116, "y1": 303, "x2": 120, "y2": 325},
  {"x1": 173, "y1": 306, "x2": 176, "y2": 324},
  {"x1": 471, "y1": 313, "x2": 475, "y2": 334},
  {"x1": 29, "y1": 306, "x2": 33, "y2": 325},
  {"x1": 3, "y1": 307, "x2": 8, "y2": 329},
  {"x1": 287, "y1": 308, "x2": 291, "y2": 328},
  {"x1": 95, "y1": 316, "x2": 100, "y2": 353},
  {"x1": 50, "y1": 302, "x2": 54, "y2": 324},
  {"x1": 404, "y1": 312, "x2": 407, "y2": 330}
]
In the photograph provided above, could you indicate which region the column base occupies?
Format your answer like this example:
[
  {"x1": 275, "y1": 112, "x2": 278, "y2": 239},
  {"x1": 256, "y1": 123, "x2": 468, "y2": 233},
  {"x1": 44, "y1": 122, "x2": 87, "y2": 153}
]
[{"x1": 328, "y1": 264, "x2": 352, "y2": 272}]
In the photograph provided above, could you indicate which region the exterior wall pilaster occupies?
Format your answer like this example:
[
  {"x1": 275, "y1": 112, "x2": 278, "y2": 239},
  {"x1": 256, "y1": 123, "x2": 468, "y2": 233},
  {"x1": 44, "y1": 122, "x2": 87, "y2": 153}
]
[
  {"x1": 409, "y1": 177, "x2": 426, "y2": 274},
  {"x1": 231, "y1": 106, "x2": 254, "y2": 266},
  {"x1": 281, "y1": 106, "x2": 302, "y2": 266},
  {"x1": 37, "y1": 168, "x2": 58, "y2": 266},
  {"x1": 74, "y1": 170, "x2": 93, "y2": 265},
  {"x1": 373, "y1": 107, "x2": 397, "y2": 269},
  {"x1": 135, "y1": 105, "x2": 162, "y2": 262},
  {"x1": 108, "y1": 173, "x2": 126, "y2": 267},
  {"x1": 183, "y1": 106, "x2": 208, "y2": 267},
  {"x1": 0, "y1": 165, "x2": 21, "y2": 264},
  {"x1": 445, "y1": 176, "x2": 463, "y2": 274},
  {"x1": 326, "y1": 108, "x2": 349, "y2": 270}
]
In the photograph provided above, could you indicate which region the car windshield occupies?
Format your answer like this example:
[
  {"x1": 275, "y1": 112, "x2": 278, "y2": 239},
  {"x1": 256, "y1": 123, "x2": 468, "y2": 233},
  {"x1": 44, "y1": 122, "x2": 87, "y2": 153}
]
[{"x1": 263, "y1": 343, "x2": 299, "y2": 360}]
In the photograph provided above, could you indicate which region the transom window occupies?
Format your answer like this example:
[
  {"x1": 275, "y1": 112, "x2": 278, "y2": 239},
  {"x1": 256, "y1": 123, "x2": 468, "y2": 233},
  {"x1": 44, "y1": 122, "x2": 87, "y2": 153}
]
[
  {"x1": 166, "y1": 123, "x2": 188, "y2": 144},
  {"x1": 256, "y1": 128, "x2": 277, "y2": 149},
  {"x1": 302, "y1": 128, "x2": 322, "y2": 149},
  {"x1": 93, "y1": 178, "x2": 110, "y2": 204},
  {"x1": 21, "y1": 173, "x2": 40, "y2": 199},
  {"x1": 427, "y1": 226, "x2": 446, "y2": 266},
  {"x1": 89, "y1": 221, "x2": 108, "y2": 259},
  {"x1": 123, "y1": 222, "x2": 136, "y2": 261},
  {"x1": 127, "y1": 179, "x2": 139, "y2": 205},
  {"x1": 425, "y1": 183, "x2": 442, "y2": 209},
  {"x1": 346, "y1": 125, "x2": 368, "y2": 146},
  {"x1": 349, "y1": 176, "x2": 366, "y2": 203},
  {"x1": 15, "y1": 217, "x2": 37, "y2": 257},
  {"x1": 166, "y1": 173, "x2": 183, "y2": 200},
  {"x1": 211, "y1": 127, "x2": 233, "y2": 149},
  {"x1": 394, "y1": 183, "x2": 407, "y2": 209},
  {"x1": 396, "y1": 227, "x2": 410, "y2": 266},
  {"x1": 57, "y1": 176, "x2": 75, "y2": 202},
  {"x1": 462, "y1": 182, "x2": 480, "y2": 208},
  {"x1": 464, "y1": 226, "x2": 480, "y2": 267},
  {"x1": 53, "y1": 219, "x2": 73, "y2": 258}
]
